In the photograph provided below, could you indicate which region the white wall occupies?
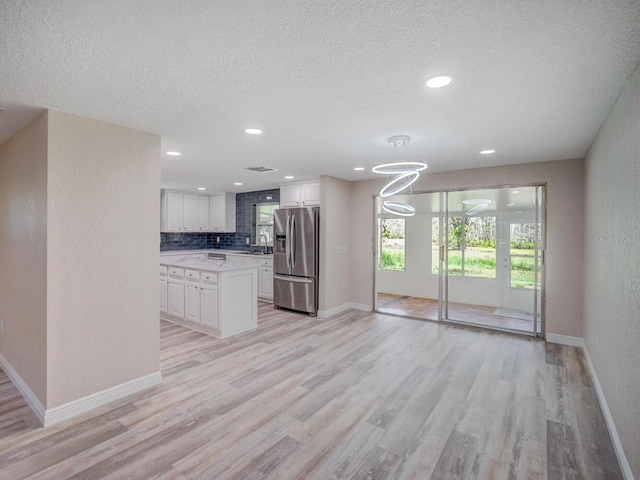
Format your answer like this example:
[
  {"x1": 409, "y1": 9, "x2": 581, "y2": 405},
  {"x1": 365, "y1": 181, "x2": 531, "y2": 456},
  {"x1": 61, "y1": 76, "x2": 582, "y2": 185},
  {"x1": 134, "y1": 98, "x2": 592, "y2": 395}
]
[
  {"x1": 46, "y1": 110, "x2": 161, "y2": 408},
  {"x1": 0, "y1": 111, "x2": 48, "y2": 405},
  {"x1": 583, "y1": 63, "x2": 640, "y2": 478},
  {"x1": 351, "y1": 158, "x2": 585, "y2": 337},
  {"x1": 318, "y1": 176, "x2": 352, "y2": 313}
]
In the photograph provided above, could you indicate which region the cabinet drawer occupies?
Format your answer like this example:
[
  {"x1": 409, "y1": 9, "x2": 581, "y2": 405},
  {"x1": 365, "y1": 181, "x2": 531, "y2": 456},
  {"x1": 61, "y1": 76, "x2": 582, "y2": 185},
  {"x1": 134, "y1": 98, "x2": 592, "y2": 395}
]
[
  {"x1": 260, "y1": 258, "x2": 273, "y2": 267},
  {"x1": 185, "y1": 269, "x2": 200, "y2": 282},
  {"x1": 159, "y1": 265, "x2": 168, "y2": 276},
  {"x1": 201, "y1": 272, "x2": 218, "y2": 284},
  {"x1": 169, "y1": 267, "x2": 185, "y2": 279}
]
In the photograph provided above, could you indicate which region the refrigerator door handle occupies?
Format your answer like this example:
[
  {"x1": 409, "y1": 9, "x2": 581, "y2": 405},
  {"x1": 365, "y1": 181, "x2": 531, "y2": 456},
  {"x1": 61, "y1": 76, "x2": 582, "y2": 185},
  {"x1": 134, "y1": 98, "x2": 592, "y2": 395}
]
[
  {"x1": 285, "y1": 214, "x2": 291, "y2": 270},
  {"x1": 290, "y1": 214, "x2": 296, "y2": 269},
  {"x1": 273, "y1": 274, "x2": 313, "y2": 284}
]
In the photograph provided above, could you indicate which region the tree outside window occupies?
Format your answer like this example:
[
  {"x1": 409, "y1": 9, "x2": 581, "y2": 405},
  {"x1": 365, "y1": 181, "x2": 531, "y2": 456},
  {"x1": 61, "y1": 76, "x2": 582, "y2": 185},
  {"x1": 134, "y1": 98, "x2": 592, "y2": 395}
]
[
  {"x1": 432, "y1": 216, "x2": 497, "y2": 278},
  {"x1": 378, "y1": 218, "x2": 406, "y2": 271}
]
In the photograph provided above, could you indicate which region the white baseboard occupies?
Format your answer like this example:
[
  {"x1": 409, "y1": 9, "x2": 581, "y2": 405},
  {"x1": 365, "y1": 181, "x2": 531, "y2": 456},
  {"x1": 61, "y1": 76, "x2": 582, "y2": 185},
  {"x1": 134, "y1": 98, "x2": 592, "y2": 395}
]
[
  {"x1": 0, "y1": 352, "x2": 46, "y2": 425},
  {"x1": 581, "y1": 344, "x2": 634, "y2": 480},
  {"x1": 545, "y1": 334, "x2": 633, "y2": 479},
  {"x1": 317, "y1": 302, "x2": 372, "y2": 318},
  {"x1": 545, "y1": 333, "x2": 585, "y2": 348},
  {"x1": 43, "y1": 371, "x2": 162, "y2": 427},
  {"x1": 0, "y1": 352, "x2": 162, "y2": 427}
]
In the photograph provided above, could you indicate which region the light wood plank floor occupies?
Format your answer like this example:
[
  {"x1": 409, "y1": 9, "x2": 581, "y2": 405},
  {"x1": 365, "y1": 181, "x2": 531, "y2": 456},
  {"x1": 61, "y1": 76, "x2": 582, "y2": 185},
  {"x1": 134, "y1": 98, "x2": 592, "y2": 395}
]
[
  {"x1": 0, "y1": 304, "x2": 621, "y2": 479},
  {"x1": 377, "y1": 293, "x2": 542, "y2": 333}
]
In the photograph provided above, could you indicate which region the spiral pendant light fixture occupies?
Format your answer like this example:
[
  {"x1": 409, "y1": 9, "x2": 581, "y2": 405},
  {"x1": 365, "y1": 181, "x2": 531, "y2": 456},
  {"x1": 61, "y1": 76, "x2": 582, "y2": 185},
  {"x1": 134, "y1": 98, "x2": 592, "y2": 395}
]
[{"x1": 372, "y1": 136, "x2": 427, "y2": 216}]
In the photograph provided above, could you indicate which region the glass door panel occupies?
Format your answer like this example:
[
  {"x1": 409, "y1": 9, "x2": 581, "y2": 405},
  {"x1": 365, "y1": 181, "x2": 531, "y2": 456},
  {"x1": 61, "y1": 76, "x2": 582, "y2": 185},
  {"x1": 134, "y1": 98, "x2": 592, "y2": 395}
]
[
  {"x1": 442, "y1": 186, "x2": 545, "y2": 336},
  {"x1": 374, "y1": 192, "x2": 440, "y2": 320}
]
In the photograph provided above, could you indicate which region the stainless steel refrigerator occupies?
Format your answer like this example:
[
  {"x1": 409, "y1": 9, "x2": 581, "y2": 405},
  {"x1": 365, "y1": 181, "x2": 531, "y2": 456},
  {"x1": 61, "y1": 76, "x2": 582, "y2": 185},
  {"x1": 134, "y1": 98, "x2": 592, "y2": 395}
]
[{"x1": 273, "y1": 207, "x2": 319, "y2": 316}]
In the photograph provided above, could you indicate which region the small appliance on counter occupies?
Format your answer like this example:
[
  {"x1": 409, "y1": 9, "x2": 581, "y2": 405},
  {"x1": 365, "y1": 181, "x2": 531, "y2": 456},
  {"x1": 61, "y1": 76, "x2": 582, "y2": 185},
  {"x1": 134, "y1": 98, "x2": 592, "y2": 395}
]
[{"x1": 273, "y1": 207, "x2": 319, "y2": 316}]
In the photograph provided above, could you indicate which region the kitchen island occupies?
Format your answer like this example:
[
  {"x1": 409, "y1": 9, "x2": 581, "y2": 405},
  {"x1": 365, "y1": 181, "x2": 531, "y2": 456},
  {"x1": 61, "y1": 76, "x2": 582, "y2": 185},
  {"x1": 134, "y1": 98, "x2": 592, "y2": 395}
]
[{"x1": 160, "y1": 253, "x2": 259, "y2": 338}]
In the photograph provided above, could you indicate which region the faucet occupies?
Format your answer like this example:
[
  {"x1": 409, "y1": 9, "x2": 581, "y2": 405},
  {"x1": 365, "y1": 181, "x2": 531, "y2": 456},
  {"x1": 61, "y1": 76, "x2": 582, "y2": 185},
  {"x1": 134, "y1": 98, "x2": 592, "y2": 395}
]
[{"x1": 259, "y1": 234, "x2": 268, "y2": 253}]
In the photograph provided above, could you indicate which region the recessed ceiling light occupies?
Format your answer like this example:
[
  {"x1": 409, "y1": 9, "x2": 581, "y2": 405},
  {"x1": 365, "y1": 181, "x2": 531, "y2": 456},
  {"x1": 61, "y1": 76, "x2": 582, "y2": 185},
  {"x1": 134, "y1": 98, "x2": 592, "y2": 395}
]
[
  {"x1": 234, "y1": 182, "x2": 243, "y2": 186},
  {"x1": 284, "y1": 175, "x2": 294, "y2": 179},
  {"x1": 507, "y1": 202, "x2": 515, "y2": 207},
  {"x1": 354, "y1": 167, "x2": 365, "y2": 171},
  {"x1": 166, "y1": 151, "x2": 181, "y2": 156},
  {"x1": 512, "y1": 190, "x2": 520, "y2": 194},
  {"x1": 425, "y1": 76, "x2": 452, "y2": 88},
  {"x1": 480, "y1": 149, "x2": 496, "y2": 155},
  {"x1": 197, "y1": 187, "x2": 206, "y2": 191},
  {"x1": 244, "y1": 128, "x2": 262, "y2": 135}
]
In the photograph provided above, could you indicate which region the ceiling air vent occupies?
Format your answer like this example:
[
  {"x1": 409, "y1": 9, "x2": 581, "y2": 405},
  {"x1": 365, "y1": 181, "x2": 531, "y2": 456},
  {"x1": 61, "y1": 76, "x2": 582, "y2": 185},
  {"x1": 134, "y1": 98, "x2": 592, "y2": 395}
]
[{"x1": 245, "y1": 166, "x2": 278, "y2": 173}]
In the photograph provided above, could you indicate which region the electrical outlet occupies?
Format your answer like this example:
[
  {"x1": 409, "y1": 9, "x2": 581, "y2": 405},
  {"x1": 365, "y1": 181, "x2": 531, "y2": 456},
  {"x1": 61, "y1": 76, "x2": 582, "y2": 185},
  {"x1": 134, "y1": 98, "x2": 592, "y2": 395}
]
[
  {"x1": 216, "y1": 236, "x2": 220, "y2": 243},
  {"x1": 0, "y1": 319, "x2": 3, "y2": 333},
  {"x1": 246, "y1": 238, "x2": 250, "y2": 245}
]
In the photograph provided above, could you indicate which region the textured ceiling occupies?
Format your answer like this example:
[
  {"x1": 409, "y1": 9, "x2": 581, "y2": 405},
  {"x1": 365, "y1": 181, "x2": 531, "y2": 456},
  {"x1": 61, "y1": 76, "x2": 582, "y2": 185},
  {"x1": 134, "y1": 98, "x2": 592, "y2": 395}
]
[{"x1": 1, "y1": 1, "x2": 640, "y2": 193}]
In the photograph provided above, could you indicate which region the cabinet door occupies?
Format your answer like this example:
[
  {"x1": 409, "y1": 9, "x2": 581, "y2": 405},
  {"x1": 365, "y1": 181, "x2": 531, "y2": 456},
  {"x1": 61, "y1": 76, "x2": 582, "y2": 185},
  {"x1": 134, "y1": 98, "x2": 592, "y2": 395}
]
[
  {"x1": 279, "y1": 184, "x2": 301, "y2": 207},
  {"x1": 185, "y1": 283, "x2": 200, "y2": 323},
  {"x1": 301, "y1": 182, "x2": 320, "y2": 206},
  {"x1": 198, "y1": 195, "x2": 210, "y2": 231},
  {"x1": 166, "y1": 192, "x2": 184, "y2": 231},
  {"x1": 200, "y1": 285, "x2": 218, "y2": 328},
  {"x1": 209, "y1": 195, "x2": 225, "y2": 231},
  {"x1": 167, "y1": 280, "x2": 184, "y2": 317},
  {"x1": 183, "y1": 194, "x2": 199, "y2": 231},
  {"x1": 259, "y1": 266, "x2": 274, "y2": 299},
  {"x1": 159, "y1": 277, "x2": 168, "y2": 313}
]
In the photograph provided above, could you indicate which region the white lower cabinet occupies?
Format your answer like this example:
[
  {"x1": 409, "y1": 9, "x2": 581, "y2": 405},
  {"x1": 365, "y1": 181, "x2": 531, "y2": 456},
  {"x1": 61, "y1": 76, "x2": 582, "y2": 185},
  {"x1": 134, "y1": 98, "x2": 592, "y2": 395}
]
[
  {"x1": 167, "y1": 267, "x2": 185, "y2": 317},
  {"x1": 200, "y1": 284, "x2": 219, "y2": 328},
  {"x1": 259, "y1": 261, "x2": 273, "y2": 300},
  {"x1": 159, "y1": 266, "x2": 168, "y2": 313},
  {"x1": 185, "y1": 283, "x2": 200, "y2": 323},
  {"x1": 184, "y1": 269, "x2": 200, "y2": 323},
  {"x1": 167, "y1": 280, "x2": 184, "y2": 317},
  {"x1": 160, "y1": 259, "x2": 257, "y2": 338}
]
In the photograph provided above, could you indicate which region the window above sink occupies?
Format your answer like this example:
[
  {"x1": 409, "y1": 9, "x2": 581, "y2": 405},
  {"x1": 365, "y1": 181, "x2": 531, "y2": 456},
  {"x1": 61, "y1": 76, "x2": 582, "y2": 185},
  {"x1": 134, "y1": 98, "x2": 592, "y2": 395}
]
[{"x1": 251, "y1": 202, "x2": 278, "y2": 247}]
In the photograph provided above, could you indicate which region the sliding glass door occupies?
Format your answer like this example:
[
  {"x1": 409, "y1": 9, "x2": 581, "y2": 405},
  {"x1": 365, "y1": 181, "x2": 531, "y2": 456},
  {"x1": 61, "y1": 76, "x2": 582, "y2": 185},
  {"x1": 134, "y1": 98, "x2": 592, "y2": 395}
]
[
  {"x1": 374, "y1": 185, "x2": 545, "y2": 337},
  {"x1": 442, "y1": 186, "x2": 544, "y2": 335}
]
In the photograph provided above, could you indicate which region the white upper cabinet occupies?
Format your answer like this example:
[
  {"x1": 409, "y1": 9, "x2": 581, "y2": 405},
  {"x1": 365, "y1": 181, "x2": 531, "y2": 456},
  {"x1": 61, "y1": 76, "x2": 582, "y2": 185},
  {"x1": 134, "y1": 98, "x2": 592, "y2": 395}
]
[
  {"x1": 183, "y1": 194, "x2": 199, "y2": 230},
  {"x1": 165, "y1": 191, "x2": 185, "y2": 231},
  {"x1": 198, "y1": 195, "x2": 210, "y2": 231},
  {"x1": 301, "y1": 182, "x2": 320, "y2": 206},
  {"x1": 279, "y1": 181, "x2": 320, "y2": 208},
  {"x1": 161, "y1": 190, "x2": 234, "y2": 232},
  {"x1": 209, "y1": 192, "x2": 236, "y2": 232}
]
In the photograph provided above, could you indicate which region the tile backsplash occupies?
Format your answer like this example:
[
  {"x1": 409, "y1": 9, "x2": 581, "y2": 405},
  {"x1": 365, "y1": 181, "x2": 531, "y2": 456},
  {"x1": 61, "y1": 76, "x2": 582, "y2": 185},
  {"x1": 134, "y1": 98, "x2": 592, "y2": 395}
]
[{"x1": 160, "y1": 188, "x2": 280, "y2": 251}]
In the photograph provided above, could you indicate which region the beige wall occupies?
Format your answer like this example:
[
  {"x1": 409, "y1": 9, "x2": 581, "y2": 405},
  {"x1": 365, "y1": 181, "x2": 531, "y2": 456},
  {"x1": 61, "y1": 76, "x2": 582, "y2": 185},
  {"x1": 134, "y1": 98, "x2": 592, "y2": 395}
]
[
  {"x1": 46, "y1": 111, "x2": 161, "y2": 407},
  {"x1": 583, "y1": 64, "x2": 640, "y2": 477},
  {"x1": 350, "y1": 158, "x2": 585, "y2": 337},
  {"x1": 0, "y1": 111, "x2": 49, "y2": 405},
  {"x1": 319, "y1": 176, "x2": 352, "y2": 313},
  {"x1": 1, "y1": 110, "x2": 161, "y2": 412}
]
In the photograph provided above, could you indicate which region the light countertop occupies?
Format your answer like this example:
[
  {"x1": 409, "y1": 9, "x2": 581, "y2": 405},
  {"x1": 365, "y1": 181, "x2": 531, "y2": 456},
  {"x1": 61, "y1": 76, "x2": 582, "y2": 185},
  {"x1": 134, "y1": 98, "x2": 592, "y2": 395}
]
[
  {"x1": 160, "y1": 248, "x2": 272, "y2": 258},
  {"x1": 160, "y1": 249, "x2": 270, "y2": 273},
  {"x1": 161, "y1": 256, "x2": 258, "y2": 273}
]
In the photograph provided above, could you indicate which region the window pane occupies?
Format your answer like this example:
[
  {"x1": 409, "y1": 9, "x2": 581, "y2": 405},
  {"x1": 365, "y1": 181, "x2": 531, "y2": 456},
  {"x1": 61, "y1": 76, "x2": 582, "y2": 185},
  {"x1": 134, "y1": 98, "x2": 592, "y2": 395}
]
[
  {"x1": 259, "y1": 204, "x2": 277, "y2": 224},
  {"x1": 463, "y1": 216, "x2": 496, "y2": 279},
  {"x1": 432, "y1": 217, "x2": 439, "y2": 274},
  {"x1": 510, "y1": 222, "x2": 538, "y2": 289},
  {"x1": 378, "y1": 218, "x2": 405, "y2": 271},
  {"x1": 440, "y1": 216, "x2": 496, "y2": 278}
]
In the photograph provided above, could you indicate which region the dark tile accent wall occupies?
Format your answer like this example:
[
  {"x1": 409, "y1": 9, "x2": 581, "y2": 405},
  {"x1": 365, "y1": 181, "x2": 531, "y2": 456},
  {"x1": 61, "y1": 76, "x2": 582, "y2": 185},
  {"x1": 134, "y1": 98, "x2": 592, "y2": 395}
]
[
  {"x1": 159, "y1": 188, "x2": 280, "y2": 251},
  {"x1": 160, "y1": 232, "x2": 211, "y2": 251},
  {"x1": 235, "y1": 188, "x2": 280, "y2": 234}
]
